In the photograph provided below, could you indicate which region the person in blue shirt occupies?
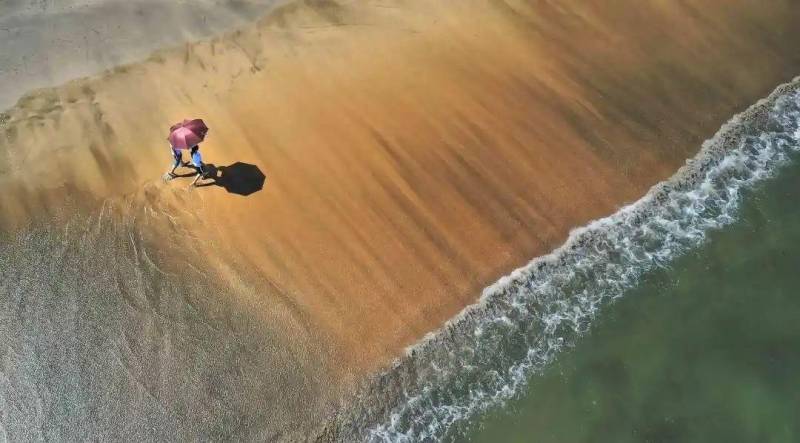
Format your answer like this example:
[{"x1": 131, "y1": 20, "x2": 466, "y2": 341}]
[{"x1": 190, "y1": 144, "x2": 207, "y2": 186}]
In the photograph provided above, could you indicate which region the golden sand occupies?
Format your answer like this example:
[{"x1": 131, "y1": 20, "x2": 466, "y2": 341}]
[{"x1": 2, "y1": 0, "x2": 800, "y2": 387}]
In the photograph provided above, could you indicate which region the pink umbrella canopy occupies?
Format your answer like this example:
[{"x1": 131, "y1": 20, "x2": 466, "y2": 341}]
[{"x1": 168, "y1": 119, "x2": 209, "y2": 149}]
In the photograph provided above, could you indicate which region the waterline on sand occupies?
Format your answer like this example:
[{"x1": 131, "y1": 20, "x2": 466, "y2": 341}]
[{"x1": 326, "y1": 76, "x2": 800, "y2": 441}]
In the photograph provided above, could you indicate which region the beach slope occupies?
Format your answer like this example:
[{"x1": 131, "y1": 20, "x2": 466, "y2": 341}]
[{"x1": 1, "y1": 0, "x2": 799, "y2": 439}]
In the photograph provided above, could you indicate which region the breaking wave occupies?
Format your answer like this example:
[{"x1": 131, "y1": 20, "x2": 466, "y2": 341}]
[{"x1": 327, "y1": 77, "x2": 800, "y2": 441}]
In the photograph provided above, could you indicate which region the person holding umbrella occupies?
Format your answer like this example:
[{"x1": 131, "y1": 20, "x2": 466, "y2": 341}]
[
  {"x1": 167, "y1": 145, "x2": 189, "y2": 178},
  {"x1": 165, "y1": 119, "x2": 209, "y2": 185}
]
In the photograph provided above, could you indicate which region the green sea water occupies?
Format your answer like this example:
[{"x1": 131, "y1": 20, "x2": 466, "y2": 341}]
[{"x1": 467, "y1": 158, "x2": 800, "y2": 442}]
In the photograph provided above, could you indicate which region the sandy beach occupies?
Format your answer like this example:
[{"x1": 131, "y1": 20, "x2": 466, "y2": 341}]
[
  {"x1": 0, "y1": 0, "x2": 285, "y2": 110},
  {"x1": 2, "y1": 0, "x2": 800, "y2": 439}
]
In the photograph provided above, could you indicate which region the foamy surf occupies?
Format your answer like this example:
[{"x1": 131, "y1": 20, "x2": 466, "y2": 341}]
[{"x1": 324, "y1": 77, "x2": 800, "y2": 441}]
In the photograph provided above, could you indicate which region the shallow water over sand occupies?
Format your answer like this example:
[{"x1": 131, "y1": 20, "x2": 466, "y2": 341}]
[{"x1": 468, "y1": 148, "x2": 800, "y2": 443}]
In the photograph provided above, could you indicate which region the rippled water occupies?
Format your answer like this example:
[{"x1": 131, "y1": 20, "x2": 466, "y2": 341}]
[{"x1": 468, "y1": 142, "x2": 800, "y2": 443}]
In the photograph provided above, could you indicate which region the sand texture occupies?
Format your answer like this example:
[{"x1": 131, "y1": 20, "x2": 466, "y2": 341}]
[
  {"x1": 0, "y1": 0, "x2": 284, "y2": 110},
  {"x1": 1, "y1": 0, "x2": 800, "y2": 439}
]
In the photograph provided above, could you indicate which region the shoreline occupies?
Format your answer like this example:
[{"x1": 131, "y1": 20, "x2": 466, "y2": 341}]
[
  {"x1": 2, "y1": 0, "x2": 800, "y2": 439},
  {"x1": 327, "y1": 76, "x2": 800, "y2": 440}
]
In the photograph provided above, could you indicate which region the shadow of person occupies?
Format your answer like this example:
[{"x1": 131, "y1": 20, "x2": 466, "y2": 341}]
[{"x1": 197, "y1": 162, "x2": 266, "y2": 196}]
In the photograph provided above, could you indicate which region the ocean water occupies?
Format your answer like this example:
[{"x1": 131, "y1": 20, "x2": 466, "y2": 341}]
[
  {"x1": 330, "y1": 80, "x2": 800, "y2": 441},
  {"x1": 468, "y1": 144, "x2": 800, "y2": 442}
]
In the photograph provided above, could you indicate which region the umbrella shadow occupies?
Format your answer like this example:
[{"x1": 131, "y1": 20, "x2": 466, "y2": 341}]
[{"x1": 196, "y1": 162, "x2": 267, "y2": 196}]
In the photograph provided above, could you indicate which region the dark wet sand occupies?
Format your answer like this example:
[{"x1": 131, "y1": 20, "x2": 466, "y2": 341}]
[{"x1": 1, "y1": 0, "x2": 800, "y2": 439}]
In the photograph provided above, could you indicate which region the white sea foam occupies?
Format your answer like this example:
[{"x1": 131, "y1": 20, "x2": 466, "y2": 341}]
[{"x1": 330, "y1": 77, "x2": 800, "y2": 442}]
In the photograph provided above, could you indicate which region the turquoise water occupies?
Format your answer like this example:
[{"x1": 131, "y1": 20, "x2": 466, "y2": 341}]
[{"x1": 467, "y1": 155, "x2": 800, "y2": 442}]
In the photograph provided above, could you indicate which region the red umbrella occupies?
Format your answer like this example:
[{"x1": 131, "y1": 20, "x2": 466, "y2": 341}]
[{"x1": 168, "y1": 119, "x2": 209, "y2": 149}]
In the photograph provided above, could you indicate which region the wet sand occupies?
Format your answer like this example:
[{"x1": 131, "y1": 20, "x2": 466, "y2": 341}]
[{"x1": 2, "y1": 0, "x2": 800, "y2": 438}]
